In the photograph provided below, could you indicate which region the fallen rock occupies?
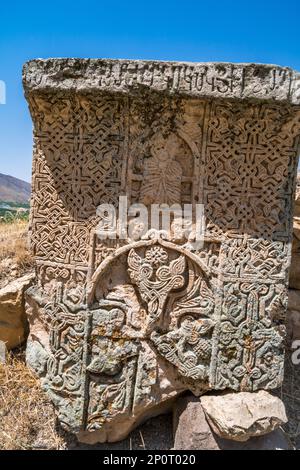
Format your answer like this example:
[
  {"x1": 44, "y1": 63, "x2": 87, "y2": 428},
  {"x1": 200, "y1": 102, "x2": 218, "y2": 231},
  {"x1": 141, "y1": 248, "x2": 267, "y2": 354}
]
[
  {"x1": 173, "y1": 394, "x2": 292, "y2": 450},
  {"x1": 200, "y1": 390, "x2": 287, "y2": 442},
  {"x1": 26, "y1": 338, "x2": 49, "y2": 376},
  {"x1": 0, "y1": 273, "x2": 35, "y2": 349},
  {"x1": 173, "y1": 395, "x2": 219, "y2": 450}
]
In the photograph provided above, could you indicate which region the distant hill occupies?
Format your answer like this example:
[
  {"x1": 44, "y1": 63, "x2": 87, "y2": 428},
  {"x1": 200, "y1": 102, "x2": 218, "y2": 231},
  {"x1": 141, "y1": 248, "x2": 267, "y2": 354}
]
[{"x1": 0, "y1": 173, "x2": 31, "y2": 203}]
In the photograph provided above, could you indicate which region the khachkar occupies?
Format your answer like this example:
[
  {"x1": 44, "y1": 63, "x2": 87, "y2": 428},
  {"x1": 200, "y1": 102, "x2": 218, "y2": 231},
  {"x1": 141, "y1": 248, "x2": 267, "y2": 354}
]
[{"x1": 23, "y1": 59, "x2": 300, "y2": 443}]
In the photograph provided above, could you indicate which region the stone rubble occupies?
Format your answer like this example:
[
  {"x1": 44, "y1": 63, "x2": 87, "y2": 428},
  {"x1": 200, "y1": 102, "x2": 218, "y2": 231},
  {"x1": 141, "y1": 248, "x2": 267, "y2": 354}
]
[
  {"x1": 200, "y1": 390, "x2": 287, "y2": 442},
  {"x1": 0, "y1": 273, "x2": 34, "y2": 349},
  {"x1": 173, "y1": 394, "x2": 292, "y2": 450}
]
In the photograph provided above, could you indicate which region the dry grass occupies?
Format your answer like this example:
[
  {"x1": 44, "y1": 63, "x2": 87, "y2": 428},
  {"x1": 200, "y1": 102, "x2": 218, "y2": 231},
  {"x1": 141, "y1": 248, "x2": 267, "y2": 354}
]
[
  {"x1": 0, "y1": 221, "x2": 34, "y2": 286},
  {"x1": 0, "y1": 349, "x2": 172, "y2": 451},
  {"x1": 0, "y1": 221, "x2": 29, "y2": 261},
  {"x1": 0, "y1": 349, "x2": 66, "y2": 450},
  {"x1": 13, "y1": 237, "x2": 34, "y2": 270},
  {"x1": 277, "y1": 352, "x2": 300, "y2": 448}
]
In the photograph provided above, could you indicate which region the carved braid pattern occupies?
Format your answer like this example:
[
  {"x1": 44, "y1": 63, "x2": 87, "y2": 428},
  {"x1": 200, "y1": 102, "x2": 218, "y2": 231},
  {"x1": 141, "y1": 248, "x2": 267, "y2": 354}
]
[
  {"x1": 26, "y1": 89, "x2": 300, "y2": 433},
  {"x1": 28, "y1": 94, "x2": 126, "y2": 284},
  {"x1": 204, "y1": 102, "x2": 300, "y2": 239},
  {"x1": 202, "y1": 102, "x2": 300, "y2": 390}
]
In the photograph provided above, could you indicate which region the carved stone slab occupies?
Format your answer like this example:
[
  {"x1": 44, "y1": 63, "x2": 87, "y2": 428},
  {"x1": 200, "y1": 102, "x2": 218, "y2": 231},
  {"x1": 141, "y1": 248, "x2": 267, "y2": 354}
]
[{"x1": 23, "y1": 59, "x2": 300, "y2": 442}]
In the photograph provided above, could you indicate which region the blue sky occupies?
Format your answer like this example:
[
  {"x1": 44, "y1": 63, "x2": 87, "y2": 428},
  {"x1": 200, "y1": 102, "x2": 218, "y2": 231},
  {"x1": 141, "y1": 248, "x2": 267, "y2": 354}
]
[{"x1": 0, "y1": 0, "x2": 299, "y2": 182}]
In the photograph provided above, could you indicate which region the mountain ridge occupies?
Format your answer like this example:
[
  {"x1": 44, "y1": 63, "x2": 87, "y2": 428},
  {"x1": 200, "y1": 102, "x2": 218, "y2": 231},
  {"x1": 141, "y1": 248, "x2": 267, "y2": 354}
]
[{"x1": 0, "y1": 173, "x2": 31, "y2": 203}]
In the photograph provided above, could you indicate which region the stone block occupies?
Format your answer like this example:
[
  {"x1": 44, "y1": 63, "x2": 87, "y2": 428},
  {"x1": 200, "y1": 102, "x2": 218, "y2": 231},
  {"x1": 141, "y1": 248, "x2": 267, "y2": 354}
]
[
  {"x1": 0, "y1": 273, "x2": 34, "y2": 349},
  {"x1": 200, "y1": 391, "x2": 287, "y2": 442},
  {"x1": 173, "y1": 394, "x2": 292, "y2": 450},
  {"x1": 23, "y1": 59, "x2": 300, "y2": 442}
]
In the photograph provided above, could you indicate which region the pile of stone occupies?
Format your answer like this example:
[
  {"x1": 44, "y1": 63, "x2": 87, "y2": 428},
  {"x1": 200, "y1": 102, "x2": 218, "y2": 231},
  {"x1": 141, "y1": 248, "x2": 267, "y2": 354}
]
[
  {"x1": 0, "y1": 273, "x2": 34, "y2": 354},
  {"x1": 173, "y1": 392, "x2": 291, "y2": 450}
]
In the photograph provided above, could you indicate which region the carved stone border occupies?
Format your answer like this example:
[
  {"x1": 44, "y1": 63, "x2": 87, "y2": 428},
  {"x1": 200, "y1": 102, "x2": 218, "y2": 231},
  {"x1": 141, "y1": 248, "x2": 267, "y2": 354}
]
[{"x1": 23, "y1": 59, "x2": 300, "y2": 104}]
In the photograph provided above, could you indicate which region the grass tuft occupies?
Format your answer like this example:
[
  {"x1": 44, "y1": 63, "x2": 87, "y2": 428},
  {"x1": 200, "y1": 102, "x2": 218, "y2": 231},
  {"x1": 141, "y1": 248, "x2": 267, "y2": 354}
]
[{"x1": 0, "y1": 349, "x2": 66, "y2": 450}]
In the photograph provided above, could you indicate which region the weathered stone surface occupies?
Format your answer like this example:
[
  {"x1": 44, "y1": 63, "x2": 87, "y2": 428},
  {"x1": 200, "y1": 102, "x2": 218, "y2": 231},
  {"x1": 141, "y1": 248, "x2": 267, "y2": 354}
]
[
  {"x1": 77, "y1": 397, "x2": 176, "y2": 444},
  {"x1": 173, "y1": 395, "x2": 220, "y2": 450},
  {"x1": 22, "y1": 59, "x2": 300, "y2": 104},
  {"x1": 23, "y1": 59, "x2": 300, "y2": 442},
  {"x1": 200, "y1": 391, "x2": 287, "y2": 442},
  {"x1": 173, "y1": 394, "x2": 293, "y2": 450},
  {"x1": 0, "y1": 273, "x2": 34, "y2": 349},
  {"x1": 0, "y1": 340, "x2": 7, "y2": 363},
  {"x1": 26, "y1": 338, "x2": 49, "y2": 376}
]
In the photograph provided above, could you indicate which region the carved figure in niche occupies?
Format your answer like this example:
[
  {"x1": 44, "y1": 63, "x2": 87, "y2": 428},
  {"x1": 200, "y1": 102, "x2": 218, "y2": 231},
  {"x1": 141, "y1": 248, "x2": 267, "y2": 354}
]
[{"x1": 140, "y1": 133, "x2": 183, "y2": 205}]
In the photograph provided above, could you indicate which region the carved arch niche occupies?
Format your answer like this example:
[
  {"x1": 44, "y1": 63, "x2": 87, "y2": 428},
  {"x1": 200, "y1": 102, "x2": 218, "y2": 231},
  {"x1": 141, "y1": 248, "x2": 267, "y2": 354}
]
[
  {"x1": 128, "y1": 127, "x2": 201, "y2": 207},
  {"x1": 86, "y1": 237, "x2": 217, "y2": 386}
]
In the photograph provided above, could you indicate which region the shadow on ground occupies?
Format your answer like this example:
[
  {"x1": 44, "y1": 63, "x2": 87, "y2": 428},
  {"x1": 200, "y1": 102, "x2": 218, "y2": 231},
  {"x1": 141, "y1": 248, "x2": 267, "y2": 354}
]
[{"x1": 61, "y1": 414, "x2": 174, "y2": 450}]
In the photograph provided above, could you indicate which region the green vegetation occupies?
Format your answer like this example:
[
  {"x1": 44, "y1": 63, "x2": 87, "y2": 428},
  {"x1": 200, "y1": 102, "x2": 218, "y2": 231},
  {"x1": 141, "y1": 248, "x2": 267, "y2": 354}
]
[
  {"x1": 0, "y1": 201, "x2": 30, "y2": 223},
  {"x1": 0, "y1": 200, "x2": 30, "y2": 209}
]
